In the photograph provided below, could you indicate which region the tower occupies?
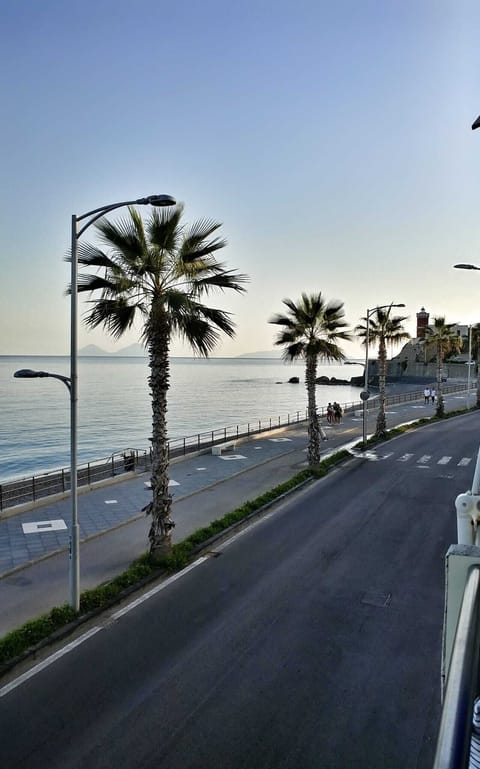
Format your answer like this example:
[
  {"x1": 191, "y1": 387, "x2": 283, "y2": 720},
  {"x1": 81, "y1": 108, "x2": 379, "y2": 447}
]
[{"x1": 416, "y1": 307, "x2": 429, "y2": 339}]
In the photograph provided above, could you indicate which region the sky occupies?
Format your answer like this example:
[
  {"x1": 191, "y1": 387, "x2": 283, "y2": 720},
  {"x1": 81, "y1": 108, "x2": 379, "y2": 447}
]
[{"x1": 1, "y1": 0, "x2": 480, "y2": 360}]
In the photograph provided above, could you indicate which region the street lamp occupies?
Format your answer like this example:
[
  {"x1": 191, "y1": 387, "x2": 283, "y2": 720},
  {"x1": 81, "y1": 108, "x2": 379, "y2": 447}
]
[
  {"x1": 454, "y1": 263, "x2": 480, "y2": 271},
  {"x1": 14, "y1": 368, "x2": 71, "y2": 390},
  {"x1": 15, "y1": 194, "x2": 176, "y2": 612},
  {"x1": 362, "y1": 303, "x2": 406, "y2": 449}
]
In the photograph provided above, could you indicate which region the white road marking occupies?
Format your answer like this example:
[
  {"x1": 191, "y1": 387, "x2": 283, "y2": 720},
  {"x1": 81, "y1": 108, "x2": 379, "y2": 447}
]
[
  {"x1": 0, "y1": 627, "x2": 102, "y2": 698},
  {"x1": 196, "y1": 467, "x2": 207, "y2": 470},
  {"x1": 437, "y1": 456, "x2": 451, "y2": 465},
  {"x1": 219, "y1": 454, "x2": 247, "y2": 461},
  {"x1": 112, "y1": 557, "x2": 208, "y2": 620},
  {"x1": 144, "y1": 480, "x2": 180, "y2": 488},
  {"x1": 398, "y1": 454, "x2": 413, "y2": 462},
  {"x1": 458, "y1": 458, "x2": 472, "y2": 466},
  {"x1": 22, "y1": 520, "x2": 67, "y2": 534},
  {"x1": 104, "y1": 500, "x2": 118, "y2": 504},
  {"x1": 269, "y1": 437, "x2": 292, "y2": 442},
  {"x1": 418, "y1": 455, "x2": 431, "y2": 464}
]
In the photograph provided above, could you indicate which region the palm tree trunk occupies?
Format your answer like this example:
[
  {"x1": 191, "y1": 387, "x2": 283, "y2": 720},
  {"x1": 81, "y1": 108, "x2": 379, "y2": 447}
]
[
  {"x1": 375, "y1": 337, "x2": 387, "y2": 437},
  {"x1": 147, "y1": 301, "x2": 175, "y2": 559},
  {"x1": 436, "y1": 342, "x2": 444, "y2": 417},
  {"x1": 306, "y1": 353, "x2": 320, "y2": 465}
]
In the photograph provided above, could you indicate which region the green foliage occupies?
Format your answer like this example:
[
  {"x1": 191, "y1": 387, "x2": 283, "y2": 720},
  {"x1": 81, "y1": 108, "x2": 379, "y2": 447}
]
[{"x1": 0, "y1": 605, "x2": 77, "y2": 666}]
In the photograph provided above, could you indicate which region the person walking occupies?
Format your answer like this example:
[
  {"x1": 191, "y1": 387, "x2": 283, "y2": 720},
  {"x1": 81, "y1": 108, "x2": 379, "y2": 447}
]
[
  {"x1": 327, "y1": 403, "x2": 334, "y2": 424},
  {"x1": 333, "y1": 402, "x2": 343, "y2": 424},
  {"x1": 424, "y1": 386, "x2": 431, "y2": 404}
]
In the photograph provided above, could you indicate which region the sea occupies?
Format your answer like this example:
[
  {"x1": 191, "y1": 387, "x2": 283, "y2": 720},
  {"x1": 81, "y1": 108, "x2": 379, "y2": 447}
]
[{"x1": 0, "y1": 356, "x2": 364, "y2": 484}]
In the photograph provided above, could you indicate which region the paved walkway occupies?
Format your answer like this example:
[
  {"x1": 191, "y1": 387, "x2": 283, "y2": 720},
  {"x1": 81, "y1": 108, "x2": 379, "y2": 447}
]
[{"x1": 0, "y1": 390, "x2": 471, "y2": 635}]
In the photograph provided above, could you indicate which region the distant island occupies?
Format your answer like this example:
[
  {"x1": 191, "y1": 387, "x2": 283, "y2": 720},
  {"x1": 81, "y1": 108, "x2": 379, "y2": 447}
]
[{"x1": 79, "y1": 343, "x2": 147, "y2": 357}]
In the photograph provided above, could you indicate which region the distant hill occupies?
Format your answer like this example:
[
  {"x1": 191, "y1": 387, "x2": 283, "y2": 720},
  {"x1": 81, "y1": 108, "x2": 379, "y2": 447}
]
[
  {"x1": 79, "y1": 343, "x2": 147, "y2": 357},
  {"x1": 78, "y1": 344, "x2": 107, "y2": 356},
  {"x1": 235, "y1": 350, "x2": 282, "y2": 359}
]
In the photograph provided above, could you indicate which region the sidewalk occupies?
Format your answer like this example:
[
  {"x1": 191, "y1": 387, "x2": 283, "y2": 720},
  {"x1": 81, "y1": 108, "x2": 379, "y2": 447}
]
[{"x1": 0, "y1": 391, "x2": 469, "y2": 635}]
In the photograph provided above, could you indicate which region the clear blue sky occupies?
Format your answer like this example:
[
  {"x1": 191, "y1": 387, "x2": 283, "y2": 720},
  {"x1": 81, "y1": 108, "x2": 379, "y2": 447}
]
[{"x1": 1, "y1": 0, "x2": 479, "y2": 359}]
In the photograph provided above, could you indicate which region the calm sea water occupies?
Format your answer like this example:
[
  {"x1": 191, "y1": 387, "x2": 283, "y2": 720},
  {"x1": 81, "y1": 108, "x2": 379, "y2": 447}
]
[{"x1": 0, "y1": 356, "x2": 364, "y2": 483}]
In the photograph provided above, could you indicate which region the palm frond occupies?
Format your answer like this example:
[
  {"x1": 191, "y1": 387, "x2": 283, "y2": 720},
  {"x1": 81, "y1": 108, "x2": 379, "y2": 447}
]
[
  {"x1": 147, "y1": 204, "x2": 184, "y2": 253},
  {"x1": 65, "y1": 242, "x2": 116, "y2": 270},
  {"x1": 76, "y1": 275, "x2": 119, "y2": 294},
  {"x1": 192, "y1": 270, "x2": 249, "y2": 295},
  {"x1": 84, "y1": 298, "x2": 139, "y2": 339},
  {"x1": 94, "y1": 212, "x2": 147, "y2": 270}
]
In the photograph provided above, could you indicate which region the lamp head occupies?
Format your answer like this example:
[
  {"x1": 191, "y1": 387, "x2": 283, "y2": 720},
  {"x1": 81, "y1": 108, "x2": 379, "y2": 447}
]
[
  {"x1": 454, "y1": 263, "x2": 480, "y2": 271},
  {"x1": 14, "y1": 369, "x2": 49, "y2": 379},
  {"x1": 141, "y1": 195, "x2": 176, "y2": 207},
  {"x1": 472, "y1": 116, "x2": 480, "y2": 131}
]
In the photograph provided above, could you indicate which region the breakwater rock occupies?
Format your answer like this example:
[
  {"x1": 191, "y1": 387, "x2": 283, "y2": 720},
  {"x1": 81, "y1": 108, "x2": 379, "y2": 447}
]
[{"x1": 316, "y1": 376, "x2": 351, "y2": 385}]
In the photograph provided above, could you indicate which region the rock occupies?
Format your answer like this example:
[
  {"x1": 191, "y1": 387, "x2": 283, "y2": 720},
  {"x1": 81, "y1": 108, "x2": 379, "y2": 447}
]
[{"x1": 288, "y1": 377, "x2": 300, "y2": 383}]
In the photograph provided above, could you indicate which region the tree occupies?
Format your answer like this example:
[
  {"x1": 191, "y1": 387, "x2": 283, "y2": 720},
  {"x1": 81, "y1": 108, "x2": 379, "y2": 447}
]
[
  {"x1": 73, "y1": 204, "x2": 248, "y2": 558},
  {"x1": 355, "y1": 307, "x2": 409, "y2": 438},
  {"x1": 269, "y1": 293, "x2": 351, "y2": 466},
  {"x1": 424, "y1": 317, "x2": 463, "y2": 417}
]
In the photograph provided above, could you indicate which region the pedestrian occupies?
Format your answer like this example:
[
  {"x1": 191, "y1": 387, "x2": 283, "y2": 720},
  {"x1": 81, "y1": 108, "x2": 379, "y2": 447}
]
[
  {"x1": 333, "y1": 402, "x2": 342, "y2": 423},
  {"x1": 327, "y1": 403, "x2": 334, "y2": 424},
  {"x1": 431, "y1": 388, "x2": 436, "y2": 404},
  {"x1": 424, "y1": 386, "x2": 430, "y2": 404}
]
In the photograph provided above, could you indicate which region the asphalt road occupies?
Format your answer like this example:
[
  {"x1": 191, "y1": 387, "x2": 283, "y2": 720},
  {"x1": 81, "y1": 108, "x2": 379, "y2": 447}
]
[{"x1": 2, "y1": 411, "x2": 478, "y2": 769}]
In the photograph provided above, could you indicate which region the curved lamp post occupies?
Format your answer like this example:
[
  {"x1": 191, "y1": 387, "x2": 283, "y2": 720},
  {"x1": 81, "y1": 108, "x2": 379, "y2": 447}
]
[
  {"x1": 15, "y1": 194, "x2": 176, "y2": 612},
  {"x1": 14, "y1": 368, "x2": 71, "y2": 391},
  {"x1": 362, "y1": 302, "x2": 405, "y2": 449}
]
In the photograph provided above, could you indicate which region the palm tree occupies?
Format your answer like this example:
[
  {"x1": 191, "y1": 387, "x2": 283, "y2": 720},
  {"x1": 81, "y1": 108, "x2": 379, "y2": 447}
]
[
  {"x1": 355, "y1": 307, "x2": 409, "y2": 438},
  {"x1": 73, "y1": 204, "x2": 248, "y2": 558},
  {"x1": 424, "y1": 317, "x2": 463, "y2": 416},
  {"x1": 269, "y1": 293, "x2": 351, "y2": 466}
]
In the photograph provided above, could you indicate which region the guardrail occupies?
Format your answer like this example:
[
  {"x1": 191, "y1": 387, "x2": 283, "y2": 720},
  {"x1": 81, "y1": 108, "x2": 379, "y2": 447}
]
[
  {"x1": 0, "y1": 383, "x2": 471, "y2": 514},
  {"x1": 434, "y1": 431, "x2": 480, "y2": 769},
  {"x1": 434, "y1": 560, "x2": 480, "y2": 769}
]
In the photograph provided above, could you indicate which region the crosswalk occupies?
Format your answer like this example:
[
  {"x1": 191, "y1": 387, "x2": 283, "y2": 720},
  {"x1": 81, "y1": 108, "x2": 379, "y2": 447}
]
[{"x1": 359, "y1": 450, "x2": 473, "y2": 468}]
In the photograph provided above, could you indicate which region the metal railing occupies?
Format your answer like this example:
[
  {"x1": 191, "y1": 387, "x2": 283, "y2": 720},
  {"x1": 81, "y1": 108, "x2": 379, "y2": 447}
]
[
  {"x1": 0, "y1": 382, "x2": 471, "y2": 514},
  {"x1": 433, "y1": 566, "x2": 480, "y2": 769}
]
